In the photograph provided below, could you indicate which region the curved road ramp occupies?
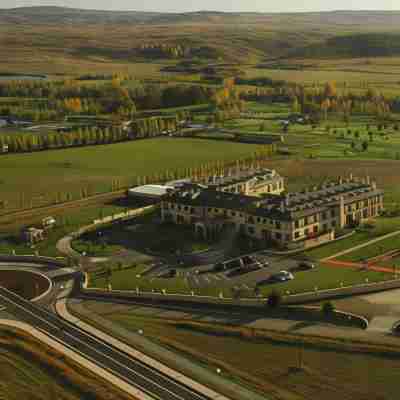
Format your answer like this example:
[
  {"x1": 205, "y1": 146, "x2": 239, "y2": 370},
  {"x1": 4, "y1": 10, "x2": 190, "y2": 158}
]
[{"x1": 0, "y1": 259, "x2": 267, "y2": 400}]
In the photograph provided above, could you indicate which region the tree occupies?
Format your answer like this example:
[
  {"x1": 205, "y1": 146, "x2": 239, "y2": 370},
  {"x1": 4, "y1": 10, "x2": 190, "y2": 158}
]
[
  {"x1": 267, "y1": 290, "x2": 282, "y2": 308},
  {"x1": 323, "y1": 81, "x2": 337, "y2": 98},
  {"x1": 321, "y1": 301, "x2": 335, "y2": 317},
  {"x1": 362, "y1": 140, "x2": 369, "y2": 151}
]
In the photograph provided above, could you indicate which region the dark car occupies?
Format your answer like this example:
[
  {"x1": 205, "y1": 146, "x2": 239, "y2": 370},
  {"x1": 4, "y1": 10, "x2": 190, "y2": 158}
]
[{"x1": 298, "y1": 261, "x2": 315, "y2": 270}]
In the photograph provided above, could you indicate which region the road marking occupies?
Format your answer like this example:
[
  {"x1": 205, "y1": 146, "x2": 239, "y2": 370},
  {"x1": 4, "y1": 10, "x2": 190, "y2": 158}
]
[
  {"x1": 213, "y1": 275, "x2": 222, "y2": 281},
  {"x1": 0, "y1": 306, "x2": 6, "y2": 312}
]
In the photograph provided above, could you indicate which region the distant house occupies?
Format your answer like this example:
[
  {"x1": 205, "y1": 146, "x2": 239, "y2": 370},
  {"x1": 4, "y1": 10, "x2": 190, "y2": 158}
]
[
  {"x1": 128, "y1": 185, "x2": 175, "y2": 201},
  {"x1": 22, "y1": 227, "x2": 45, "y2": 244}
]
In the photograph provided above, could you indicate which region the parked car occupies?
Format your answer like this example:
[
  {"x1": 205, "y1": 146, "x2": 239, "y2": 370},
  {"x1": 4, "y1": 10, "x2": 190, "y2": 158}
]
[
  {"x1": 270, "y1": 270, "x2": 294, "y2": 282},
  {"x1": 298, "y1": 261, "x2": 315, "y2": 270}
]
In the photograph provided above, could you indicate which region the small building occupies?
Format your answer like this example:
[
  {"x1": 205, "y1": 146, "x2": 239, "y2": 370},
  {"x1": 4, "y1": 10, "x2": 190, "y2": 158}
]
[
  {"x1": 22, "y1": 227, "x2": 45, "y2": 244},
  {"x1": 128, "y1": 184, "x2": 175, "y2": 201}
]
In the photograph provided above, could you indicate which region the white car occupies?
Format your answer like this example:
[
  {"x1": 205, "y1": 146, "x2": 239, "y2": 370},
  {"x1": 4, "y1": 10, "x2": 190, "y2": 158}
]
[{"x1": 271, "y1": 270, "x2": 294, "y2": 282}]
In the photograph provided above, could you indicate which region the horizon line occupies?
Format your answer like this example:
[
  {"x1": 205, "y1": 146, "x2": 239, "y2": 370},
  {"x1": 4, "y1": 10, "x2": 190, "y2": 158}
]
[{"x1": 1, "y1": 5, "x2": 400, "y2": 14}]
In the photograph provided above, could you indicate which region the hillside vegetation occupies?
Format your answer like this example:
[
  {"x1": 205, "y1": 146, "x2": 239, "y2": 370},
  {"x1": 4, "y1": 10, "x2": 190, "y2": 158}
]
[
  {"x1": 2, "y1": 7, "x2": 400, "y2": 71},
  {"x1": 292, "y1": 33, "x2": 400, "y2": 59}
]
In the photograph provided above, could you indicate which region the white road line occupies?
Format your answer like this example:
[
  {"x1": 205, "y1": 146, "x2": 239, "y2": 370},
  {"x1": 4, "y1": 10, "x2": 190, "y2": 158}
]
[
  {"x1": 0, "y1": 306, "x2": 6, "y2": 312},
  {"x1": 213, "y1": 275, "x2": 222, "y2": 281}
]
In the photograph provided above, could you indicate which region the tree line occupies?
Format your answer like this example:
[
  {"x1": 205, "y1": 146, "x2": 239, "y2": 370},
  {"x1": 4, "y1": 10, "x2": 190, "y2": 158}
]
[
  {"x1": 0, "y1": 115, "x2": 179, "y2": 153},
  {"x1": 0, "y1": 79, "x2": 231, "y2": 122}
]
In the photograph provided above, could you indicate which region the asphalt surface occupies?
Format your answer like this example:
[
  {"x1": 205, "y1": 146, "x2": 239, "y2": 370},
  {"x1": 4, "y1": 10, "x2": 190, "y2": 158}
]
[{"x1": 0, "y1": 286, "x2": 214, "y2": 400}]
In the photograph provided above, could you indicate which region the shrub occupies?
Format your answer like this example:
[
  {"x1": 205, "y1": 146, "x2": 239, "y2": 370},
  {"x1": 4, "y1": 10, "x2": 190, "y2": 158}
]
[
  {"x1": 321, "y1": 301, "x2": 335, "y2": 317},
  {"x1": 267, "y1": 290, "x2": 282, "y2": 308}
]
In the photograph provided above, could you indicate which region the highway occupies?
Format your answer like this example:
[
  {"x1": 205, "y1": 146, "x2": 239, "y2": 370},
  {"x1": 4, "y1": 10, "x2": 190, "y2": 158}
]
[{"x1": 0, "y1": 286, "x2": 214, "y2": 400}]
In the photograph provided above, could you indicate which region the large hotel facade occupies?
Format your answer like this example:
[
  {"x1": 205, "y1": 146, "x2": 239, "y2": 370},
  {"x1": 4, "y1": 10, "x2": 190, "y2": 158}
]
[{"x1": 161, "y1": 169, "x2": 384, "y2": 250}]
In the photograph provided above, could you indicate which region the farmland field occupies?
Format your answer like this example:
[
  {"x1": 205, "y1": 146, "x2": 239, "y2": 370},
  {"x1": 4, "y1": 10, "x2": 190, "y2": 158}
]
[
  {"x1": 80, "y1": 302, "x2": 400, "y2": 400},
  {"x1": 0, "y1": 138, "x2": 261, "y2": 213},
  {"x1": 0, "y1": 327, "x2": 130, "y2": 400}
]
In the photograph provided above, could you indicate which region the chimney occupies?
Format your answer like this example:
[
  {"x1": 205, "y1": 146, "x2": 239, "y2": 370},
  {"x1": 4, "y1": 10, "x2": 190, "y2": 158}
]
[
  {"x1": 366, "y1": 176, "x2": 371, "y2": 185},
  {"x1": 349, "y1": 173, "x2": 353, "y2": 181}
]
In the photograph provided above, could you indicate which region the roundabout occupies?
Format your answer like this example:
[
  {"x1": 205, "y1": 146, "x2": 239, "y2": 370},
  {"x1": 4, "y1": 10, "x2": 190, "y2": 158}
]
[{"x1": 0, "y1": 256, "x2": 235, "y2": 400}]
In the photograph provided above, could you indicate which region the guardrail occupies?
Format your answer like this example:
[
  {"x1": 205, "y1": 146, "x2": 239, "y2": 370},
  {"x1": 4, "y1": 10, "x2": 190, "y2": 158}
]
[
  {"x1": 82, "y1": 277, "x2": 400, "y2": 307},
  {"x1": 0, "y1": 255, "x2": 67, "y2": 268}
]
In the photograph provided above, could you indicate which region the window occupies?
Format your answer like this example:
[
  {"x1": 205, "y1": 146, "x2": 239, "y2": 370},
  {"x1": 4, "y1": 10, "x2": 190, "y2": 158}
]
[
  {"x1": 313, "y1": 225, "x2": 319, "y2": 233},
  {"x1": 231, "y1": 211, "x2": 236, "y2": 217},
  {"x1": 276, "y1": 221, "x2": 281, "y2": 229},
  {"x1": 295, "y1": 231, "x2": 300, "y2": 239},
  {"x1": 295, "y1": 220, "x2": 300, "y2": 229},
  {"x1": 331, "y1": 210, "x2": 335, "y2": 218},
  {"x1": 275, "y1": 232, "x2": 282, "y2": 240},
  {"x1": 322, "y1": 212, "x2": 327, "y2": 220},
  {"x1": 331, "y1": 220, "x2": 337, "y2": 227}
]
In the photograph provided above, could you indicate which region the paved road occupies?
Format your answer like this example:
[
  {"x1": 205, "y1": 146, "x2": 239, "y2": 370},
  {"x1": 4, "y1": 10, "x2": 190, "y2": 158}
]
[{"x1": 0, "y1": 285, "x2": 220, "y2": 400}]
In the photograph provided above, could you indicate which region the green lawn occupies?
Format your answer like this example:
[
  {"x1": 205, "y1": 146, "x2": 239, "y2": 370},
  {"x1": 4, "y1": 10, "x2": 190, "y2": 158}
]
[
  {"x1": 89, "y1": 265, "x2": 191, "y2": 294},
  {"x1": 339, "y1": 233, "x2": 400, "y2": 263},
  {"x1": 74, "y1": 216, "x2": 211, "y2": 257},
  {"x1": 259, "y1": 264, "x2": 390, "y2": 297},
  {"x1": 0, "y1": 201, "x2": 127, "y2": 256},
  {"x1": 0, "y1": 138, "x2": 261, "y2": 213}
]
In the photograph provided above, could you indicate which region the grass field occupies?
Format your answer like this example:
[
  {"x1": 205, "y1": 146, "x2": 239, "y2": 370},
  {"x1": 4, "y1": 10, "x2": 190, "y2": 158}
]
[
  {"x1": 88, "y1": 265, "x2": 191, "y2": 295},
  {"x1": 338, "y1": 233, "x2": 400, "y2": 263},
  {"x1": 0, "y1": 327, "x2": 130, "y2": 400},
  {"x1": 73, "y1": 213, "x2": 211, "y2": 257},
  {"x1": 259, "y1": 264, "x2": 390, "y2": 296},
  {"x1": 0, "y1": 348, "x2": 82, "y2": 400},
  {"x1": 91, "y1": 308, "x2": 400, "y2": 400},
  {"x1": 0, "y1": 138, "x2": 261, "y2": 213}
]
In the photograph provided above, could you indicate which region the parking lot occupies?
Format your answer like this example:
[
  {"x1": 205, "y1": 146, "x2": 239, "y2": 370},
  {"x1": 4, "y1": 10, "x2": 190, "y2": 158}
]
[{"x1": 155, "y1": 253, "x2": 313, "y2": 293}]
